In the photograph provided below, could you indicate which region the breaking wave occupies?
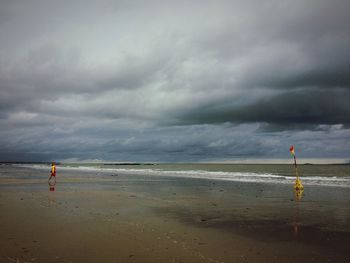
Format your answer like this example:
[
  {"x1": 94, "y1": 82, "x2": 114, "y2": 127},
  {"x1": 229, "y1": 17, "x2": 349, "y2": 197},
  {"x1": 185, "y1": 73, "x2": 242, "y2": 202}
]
[{"x1": 18, "y1": 163, "x2": 350, "y2": 188}]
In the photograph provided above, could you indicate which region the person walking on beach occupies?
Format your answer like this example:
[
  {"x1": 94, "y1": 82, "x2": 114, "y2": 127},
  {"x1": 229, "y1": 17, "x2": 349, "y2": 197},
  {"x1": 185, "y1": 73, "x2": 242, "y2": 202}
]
[{"x1": 48, "y1": 162, "x2": 56, "y2": 183}]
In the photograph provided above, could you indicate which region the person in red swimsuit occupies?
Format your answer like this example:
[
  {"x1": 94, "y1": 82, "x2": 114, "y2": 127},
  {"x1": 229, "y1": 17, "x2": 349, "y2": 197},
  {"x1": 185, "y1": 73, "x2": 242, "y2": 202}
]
[{"x1": 48, "y1": 162, "x2": 56, "y2": 183}]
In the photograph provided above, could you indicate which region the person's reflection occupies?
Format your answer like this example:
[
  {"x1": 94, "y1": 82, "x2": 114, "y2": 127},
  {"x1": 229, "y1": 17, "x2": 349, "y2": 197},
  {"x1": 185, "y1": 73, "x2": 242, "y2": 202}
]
[
  {"x1": 293, "y1": 188, "x2": 303, "y2": 237},
  {"x1": 47, "y1": 179, "x2": 57, "y2": 206},
  {"x1": 48, "y1": 178, "x2": 56, "y2": 192}
]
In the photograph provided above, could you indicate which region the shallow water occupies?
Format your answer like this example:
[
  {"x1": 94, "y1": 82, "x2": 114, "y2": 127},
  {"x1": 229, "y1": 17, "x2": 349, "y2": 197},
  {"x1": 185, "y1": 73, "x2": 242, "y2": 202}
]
[
  {"x1": 12, "y1": 162, "x2": 350, "y2": 187},
  {"x1": 1, "y1": 164, "x2": 350, "y2": 263},
  {"x1": 2, "y1": 164, "x2": 350, "y2": 232}
]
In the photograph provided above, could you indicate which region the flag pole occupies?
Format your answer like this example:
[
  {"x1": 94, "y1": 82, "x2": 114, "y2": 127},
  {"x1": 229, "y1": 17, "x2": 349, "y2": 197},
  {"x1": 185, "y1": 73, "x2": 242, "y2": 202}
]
[{"x1": 290, "y1": 146, "x2": 303, "y2": 191}]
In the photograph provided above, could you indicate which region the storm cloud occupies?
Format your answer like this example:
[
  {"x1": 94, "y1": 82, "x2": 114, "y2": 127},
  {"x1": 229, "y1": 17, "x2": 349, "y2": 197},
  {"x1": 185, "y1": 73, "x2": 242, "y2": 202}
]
[{"x1": 0, "y1": 0, "x2": 349, "y2": 162}]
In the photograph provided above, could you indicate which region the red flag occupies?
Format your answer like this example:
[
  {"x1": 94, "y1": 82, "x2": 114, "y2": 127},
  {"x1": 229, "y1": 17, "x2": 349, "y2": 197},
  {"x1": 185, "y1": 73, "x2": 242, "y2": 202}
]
[{"x1": 290, "y1": 145, "x2": 295, "y2": 156}]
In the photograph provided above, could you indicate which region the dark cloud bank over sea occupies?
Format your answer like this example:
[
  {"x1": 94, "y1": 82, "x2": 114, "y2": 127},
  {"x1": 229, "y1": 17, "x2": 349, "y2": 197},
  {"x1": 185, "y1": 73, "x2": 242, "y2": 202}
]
[{"x1": 0, "y1": 0, "x2": 349, "y2": 163}]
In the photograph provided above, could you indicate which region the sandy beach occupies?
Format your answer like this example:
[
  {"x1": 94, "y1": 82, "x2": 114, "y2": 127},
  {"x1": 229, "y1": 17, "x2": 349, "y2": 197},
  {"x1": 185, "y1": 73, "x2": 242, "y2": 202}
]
[{"x1": 1, "y1": 164, "x2": 350, "y2": 263}]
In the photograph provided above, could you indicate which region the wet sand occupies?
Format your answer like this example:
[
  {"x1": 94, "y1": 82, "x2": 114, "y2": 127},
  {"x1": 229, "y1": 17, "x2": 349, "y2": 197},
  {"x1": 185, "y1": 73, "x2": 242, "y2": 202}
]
[{"x1": 1, "y1": 165, "x2": 350, "y2": 263}]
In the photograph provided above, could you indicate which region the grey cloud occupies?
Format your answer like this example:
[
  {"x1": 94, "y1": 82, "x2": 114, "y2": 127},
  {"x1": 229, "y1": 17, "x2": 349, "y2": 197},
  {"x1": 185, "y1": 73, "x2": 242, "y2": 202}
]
[
  {"x1": 1, "y1": 120, "x2": 348, "y2": 162},
  {"x1": 177, "y1": 88, "x2": 350, "y2": 130},
  {"x1": 0, "y1": 0, "x2": 349, "y2": 162},
  {"x1": 0, "y1": 123, "x2": 271, "y2": 162}
]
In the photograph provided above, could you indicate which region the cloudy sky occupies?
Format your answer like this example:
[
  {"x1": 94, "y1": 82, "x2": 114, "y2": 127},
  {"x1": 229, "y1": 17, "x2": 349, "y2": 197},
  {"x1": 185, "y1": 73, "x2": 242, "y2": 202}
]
[{"x1": 0, "y1": 0, "x2": 349, "y2": 163}]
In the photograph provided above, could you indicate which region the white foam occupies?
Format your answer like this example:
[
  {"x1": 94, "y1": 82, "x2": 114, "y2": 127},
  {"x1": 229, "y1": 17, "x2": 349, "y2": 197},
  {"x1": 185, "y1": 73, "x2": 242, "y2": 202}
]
[{"x1": 17, "y1": 164, "x2": 350, "y2": 187}]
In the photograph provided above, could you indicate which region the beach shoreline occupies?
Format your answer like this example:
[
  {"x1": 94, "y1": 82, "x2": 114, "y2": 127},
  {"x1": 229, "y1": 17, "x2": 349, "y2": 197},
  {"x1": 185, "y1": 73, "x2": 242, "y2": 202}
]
[{"x1": 1, "y1": 165, "x2": 350, "y2": 262}]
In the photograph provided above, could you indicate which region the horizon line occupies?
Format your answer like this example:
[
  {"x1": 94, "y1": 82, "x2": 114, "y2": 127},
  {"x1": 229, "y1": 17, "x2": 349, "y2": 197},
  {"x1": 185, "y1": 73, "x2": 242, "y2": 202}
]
[{"x1": 1, "y1": 158, "x2": 349, "y2": 165}]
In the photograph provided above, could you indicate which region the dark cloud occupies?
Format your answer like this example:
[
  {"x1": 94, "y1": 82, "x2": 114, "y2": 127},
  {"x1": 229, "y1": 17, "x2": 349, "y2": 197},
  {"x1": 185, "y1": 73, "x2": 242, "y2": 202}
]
[
  {"x1": 0, "y1": 0, "x2": 349, "y2": 162},
  {"x1": 178, "y1": 88, "x2": 350, "y2": 130}
]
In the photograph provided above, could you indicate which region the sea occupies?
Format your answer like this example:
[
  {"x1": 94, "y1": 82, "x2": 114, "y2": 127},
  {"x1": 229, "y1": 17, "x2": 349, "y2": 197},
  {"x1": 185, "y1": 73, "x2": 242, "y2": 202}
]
[{"x1": 7, "y1": 162, "x2": 350, "y2": 188}]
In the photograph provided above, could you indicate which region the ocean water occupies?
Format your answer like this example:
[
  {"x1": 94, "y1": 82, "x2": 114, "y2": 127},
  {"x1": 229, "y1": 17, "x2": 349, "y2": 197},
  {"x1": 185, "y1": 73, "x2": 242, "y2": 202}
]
[{"x1": 11, "y1": 162, "x2": 350, "y2": 188}]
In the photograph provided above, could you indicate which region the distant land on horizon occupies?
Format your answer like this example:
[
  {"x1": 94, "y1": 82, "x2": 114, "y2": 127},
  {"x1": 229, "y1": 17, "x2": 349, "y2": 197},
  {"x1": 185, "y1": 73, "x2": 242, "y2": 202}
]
[{"x1": 1, "y1": 160, "x2": 349, "y2": 166}]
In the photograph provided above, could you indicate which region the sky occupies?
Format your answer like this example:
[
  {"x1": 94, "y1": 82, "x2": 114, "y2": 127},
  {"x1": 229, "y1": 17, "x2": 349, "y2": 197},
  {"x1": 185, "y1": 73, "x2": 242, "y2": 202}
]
[{"x1": 0, "y1": 0, "x2": 349, "y2": 163}]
